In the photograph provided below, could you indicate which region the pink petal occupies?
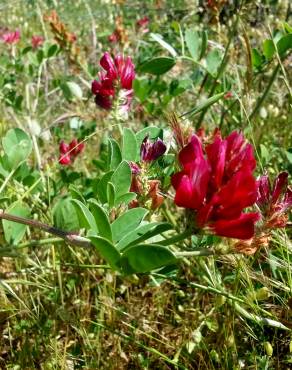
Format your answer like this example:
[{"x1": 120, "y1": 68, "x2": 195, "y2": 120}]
[
  {"x1": 120, "y1": 56, "x2": 135, "y2": 90},
  {"x1": 100, "y1": 52, "x2": 117, "y2": 80},
  {"x1": 256, "y1": 174, "x2": 271, "y2": 207},
  {"x1": 272, "y1": 172, "x2": 288, "y2": 204},
  {"x1": 206, "y1": 136, "x2": 227, "y2": 189},
  {"x1": 212, "y1": 212, "x2": 260, "y2": 239},
  {"x1": 59, "y1": 153, "x2": 71, "y2": 165},
  {"x1": 174, "y1": 175, "x2": 198, "y2": 209},
  {"x1": 214, "y1": 170, "x2": 258, "y2": 219},
  {"x1": 178, "y1": 135, "x2": 204, "y2": 169}
]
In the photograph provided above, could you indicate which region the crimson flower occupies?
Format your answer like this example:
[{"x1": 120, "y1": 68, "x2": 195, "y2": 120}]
[
  {"x1": 257, "y1": 172, "x2": 292, "y2": 228},
  {"x1": 59, "y1": 139, "x2": 84, "y2": 165},
  {"x1": 2, "y1": 30, "x2": 20, "y2": 44},
  {"x1": 136, "y1": 16, "x2": 150, "y2": 33},
  {"x1": 91, "y1": 52, "x2": 135, "y2": 111},
  {"x1": 31, "y1": 35, "x2": 44, "y2": 49},
  {"x1": 140, "y1": 136, "x2": 166, "y2": 162},
  {"x1": 171, "y1": 130, "x2": 260, "y2": 239}
]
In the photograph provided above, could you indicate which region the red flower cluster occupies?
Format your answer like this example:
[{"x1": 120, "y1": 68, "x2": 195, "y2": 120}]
[
  {"x1": 59, "y1": 139, "x2": 84, "y2": 165},
  {"x1": 91, "y1": 52, "x2": 135, "y2": 111},
  {"x1": 171, "y1": 130, "x2": 260, "y2": 239},
  {"x1": 2, "y1": 30, "x2": 20, "y2": 44},
  {"x1": 257, "y1": 172, "x2": 292, "y2": 228},
  {"x1": 31, "y1": 35, "x2": 44, "y2": 49},
  {"x1": 136, "y1": 16, "x2": 150, "y2": 33}
]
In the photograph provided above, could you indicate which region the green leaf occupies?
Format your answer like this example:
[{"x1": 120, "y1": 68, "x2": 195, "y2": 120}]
[
  {"x1": 277, "y1": 34, "x2": 292, "y2": 57},
  {"x1": 37, "y1": 49, "x2": 44, "y2": 64},
  {"x1": 133, "y1": 78, "x2": 151, "y2": 103},
  {"x1": 136, "y1": 126, "x2": 162, "y2": 150},
  {"x1": 66, "y1": 81, "x2": 83, "y2": 100},
  {"x1": 199, "y1": 30, "x2": 208, "y2": 59},
  {"x1": 139, "y1": 57, "x2": 176, "y2": 75},
  {"x1": 107, "y1": 182, "x2": 115, "y2": 208},
  {"x1": 108, "y1": 139, "x2": 122, "y2": 170},
  {"x1": 283, "y1": 22, "x2": 292, "y2": 34},
  {"x1": 206, "y1": 49, "x2": 223, "y2": 76},
  {"x1": 150, "y1": 33, "x2": 177, "y2": 57},
  {"x1": 96, "y1": 171, "x2": 114, "y2": 204},
  {"x1": 2, "y1": 128, "x2": 32, "y2": 169},
  {"x1": 3, "y1": 202, "x2": 30, "y2": 244},
  {"x1": 88, "y1": 199, "x2": 112, "y2": 242},
  {"x1": 181, "y1": 92, "x2": 225, "y2": 117},
  {"x1": 119, "y1": 244, "x2": 177, "y2": 274},
  {"x1": 114, "y1": 192, "x2": 137, "y2": 207},
  {"x1": 122, "y1": 128, "x2": 138, "y2": 161},
  {"x1": 116, "y1": 222, "x2": 173, "y2": 251},
  {"x1": 71, "y1": 199, "x2": 98, "y2": 233},
  {"x1": 69, "y1": 185, "x2": 86, "y2": 203},
  {"x1": 185, "y1": 29, "x2": 200, "y2": 60},
  {"x1": 285, "y1": 150, "x2": 292, "y2": 164},
  {"x1": 263, "y1": 39, "x2": 275, "y2": 60},
  {"x1": 252, "y1": 48, "x2": 264, "y2": 69},
  {"x1": 111, "y1": 161, "x2": 132, "y2": 199},
  {"x1": 111, "y1": 208, "x2": 148, "y2": 243},
  {"x1": 0, "y1": 155, "x2": 10, "y2": 177},
  {"x1": 47, "y1": 44, "x2": 59, "y2": 58},
  {"x1": 90, "y1": 236, "x2": 121, "y2": 270},
  {"x1": 53, "y1": 197, "x2": 80, "y2": 231}
]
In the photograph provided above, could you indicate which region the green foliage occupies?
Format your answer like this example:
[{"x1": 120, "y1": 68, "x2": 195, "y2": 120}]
[
  {"x1": 119, "y1": 244, "x2": 177, "y2": 274},
  {"x1": 122, "y1": 128, "x2": 138, "y2": 161},
  {"x1": 111, "y1": 208, "x2": 148, "y2": 243},
  {"x1": 139, "y1": 57, "x2": 176, "y2": 75},
  {"x1": 2, "y1": 128, "x2": 32, "y2": 169},
  {"x1": 3, "y1": 202, "x2": 30, "y2": 244},
  {"x1": 53, "y1": 197, "x2": 80, "y2": 231},
  {"x1": 90, "y1": 236, "x2": 121, "y2": 270}
]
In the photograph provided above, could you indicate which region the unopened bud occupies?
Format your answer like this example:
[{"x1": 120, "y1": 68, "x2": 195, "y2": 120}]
[
  {"x1": 260, "y1": 107, "x2": 268, "y2": 119},
  {"x1": 264, "y1": 341, "x2": 273, "y2": 356}
]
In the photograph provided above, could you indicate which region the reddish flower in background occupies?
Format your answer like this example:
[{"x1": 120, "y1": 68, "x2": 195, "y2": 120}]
[
  {"x1": 136, "y1": 16, "x2": 150, "y2": 33},
  {"x1": 108, "y1": 30, "x2": 120, "y2": 43},
  {"x1": 140, "y1": 136, "x2": 167, "y2": 162},
  {"x1": 257, "y1": 171, "x2": 292, "y2": 228},
  {"x1": 171, "y1": 130, "x2": 259, "y2": 240},
  {"x1": 2, "y1": 30, "x2": 20, "y2": 44},
  {"x1": 31, "y1": 35, "x2": 44, "y2": 49},
  {"x1": 59, "y1": 139, "x2": 85, "y2": 165},
  {"x1": 92, "y1": 52, "x2": 135, "y2": 111}
]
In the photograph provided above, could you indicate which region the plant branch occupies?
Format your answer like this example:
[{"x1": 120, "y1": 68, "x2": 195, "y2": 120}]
[{"x1": 0, "y1": 209, "x2": 92, "y2": 249}]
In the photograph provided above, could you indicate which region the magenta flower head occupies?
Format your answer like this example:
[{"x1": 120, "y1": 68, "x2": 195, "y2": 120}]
[
  {"x1": 91, "y1": 52, "x2": 135, "y2": 112},
  {"x1": 257, "y1": 171, "x2": 291, "y2": 228},
  {"x1": 140, "y1": 136, "x2": 167, "y2": 162},
  {"x1": 2, "y1": 30, "x2": 20, "y2": 44},
  {"x1": 136, "y1": 16, "x2": 150, "y2": 33},
  {"x1": 31, "y1": 35, "x2": 44, "y2": 49},
  {"x1": 171, "y1": 130, "x2": 259, "y2": 240},
  {"x1": 59, "y1": 139, "x2": 85, "y2": 165}
]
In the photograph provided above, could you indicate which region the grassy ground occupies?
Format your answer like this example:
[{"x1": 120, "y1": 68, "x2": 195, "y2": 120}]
[{"x1": 0, "y1": 0, "x2": 291, "y2": 369}]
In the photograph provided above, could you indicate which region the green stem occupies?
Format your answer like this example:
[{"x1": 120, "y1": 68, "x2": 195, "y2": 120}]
[
  {"x1": 16, "y1": 237, "x2": 64, "y2": 249},
  {"x1": 159, "y1": 229, "x2": 193, "y2": 246},
  {"x1": 152, "y1": 272, "x2": 244, "y2": 303},
  {"x1": 196, "y1": 5, "x2": 241, "y2": 128},
  {"x1": 232, "y1": 302, "x2": 290, "y2": 331},
  {"x1": 249, "y1": 64, "x2": 280, "y2": 121},
  {"x1": 175, "y1": 248, "x2": 215, "y2": 257}
]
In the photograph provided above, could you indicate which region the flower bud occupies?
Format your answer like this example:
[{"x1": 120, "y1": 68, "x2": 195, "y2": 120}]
[
  {"x1": 264, "y1": 341, "x2": 273, "y2": 357},
  {"x1": 140, "y1": 136, "x2": 166, "y2": 162}
]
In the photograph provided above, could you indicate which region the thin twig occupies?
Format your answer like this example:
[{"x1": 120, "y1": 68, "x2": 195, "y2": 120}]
[{"x1": 0, "y1": 210, "x2": 92, "y2": 249}]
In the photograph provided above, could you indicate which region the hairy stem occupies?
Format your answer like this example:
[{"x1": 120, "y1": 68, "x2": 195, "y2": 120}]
[{"x1": 0, "y1": 209, "x2": 91, "y2": 249}]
